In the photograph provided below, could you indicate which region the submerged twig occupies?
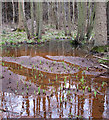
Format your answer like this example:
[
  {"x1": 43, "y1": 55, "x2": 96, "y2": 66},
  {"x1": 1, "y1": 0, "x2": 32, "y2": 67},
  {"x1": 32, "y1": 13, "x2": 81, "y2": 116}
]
[{"x1": 93, "y1": 55, "x2": 109, "y2": 61}]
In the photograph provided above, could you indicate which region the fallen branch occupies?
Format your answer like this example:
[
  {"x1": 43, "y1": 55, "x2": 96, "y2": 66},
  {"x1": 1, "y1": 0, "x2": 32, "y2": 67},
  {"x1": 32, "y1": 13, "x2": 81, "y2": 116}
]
[
  {"x1": 93, "y1": 55, "x2": 109, "y2": 61},
  {"x1": 94, "y1": 72, "x2": 108, "y2": 78},
  {"x1": 100, "y1": 64, "x2": 109, "y2": 69},
  {"x1": 85, "y1": 53, "x2": 92, "y2": 58}
]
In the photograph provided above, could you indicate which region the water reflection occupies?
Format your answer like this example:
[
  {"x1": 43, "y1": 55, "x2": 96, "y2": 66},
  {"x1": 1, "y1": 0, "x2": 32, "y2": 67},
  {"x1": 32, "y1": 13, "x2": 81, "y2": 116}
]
[
  {"x1": 1, "y1": 40, "x2": 86, "y2": 57},
  {"x1": 0, "y1": 40, "x2": 109, "y2": 119},
  {"x1": 1, "y1": 87, "x2": 108, "y2": 119}
]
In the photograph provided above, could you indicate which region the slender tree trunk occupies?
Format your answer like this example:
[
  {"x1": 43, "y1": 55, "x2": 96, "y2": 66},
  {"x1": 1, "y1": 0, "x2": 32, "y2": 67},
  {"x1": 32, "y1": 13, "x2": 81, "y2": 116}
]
[
  {"x1": 86, "y1": 3, "x2": 96, "y2": 41},
  {"x1": 0, "y1": 1, "x2": 2, "y2": 34},
  {"x1": 74, "y1": 2, "x2": 78, "y2": 23},
  {"x1": 70, "y1": 1, "x2": 75, "y2": 30},
  {"x1": 62, "y1": 2, "x2": 67, "y2": 36},
  {"x1": 47, "y1": 2, "x2": 50, "y2": 24},
  {"x1": 72, "y1": 0, "x2": 75, "y2": 23},
  {"x1": 19, "y1": 1, "x2": 30, "y2": 39},
  {"x1": 75, "y1": 2, "x2": 86, "y2": 43},
  {"x1": 35, "y1": 2, "x2": 39, "y2": 36},
  {"x1": 38, "y1": 2, "x2": 43, "y2": 39},
  {"x1": 12, "y1": 0, "x2": 15, "y2": 25},
  {"x1": 35, "y1": 2, "x2": 43, "y2": 39},
  {"x1": 5, "y1": 2, "x2": 8, "y2": 23},
  {"x1": 107, "y1": 1, "x2": 109, "y2": 44},
  {"x1": 94, "y1": 2, "x2": 107, "y2": 46},
  {"x1": 31, "y1": 1, "x2": 34, "y2": 37},
  {"x1": 18, "y1": 2, "x2": 24, "y2": 30},
  {"x1": 67, "y1": 1, "x2": 72, "y2": 36},
  {"x1": 49, "y1": 2, "x2": 53, "y2": 27},
  {"x1": 51, "y1": 2, "x2": 59, "y2": 30},
  {"x1": 57, "y1": 2, "x2": 61, "y2": 29}
]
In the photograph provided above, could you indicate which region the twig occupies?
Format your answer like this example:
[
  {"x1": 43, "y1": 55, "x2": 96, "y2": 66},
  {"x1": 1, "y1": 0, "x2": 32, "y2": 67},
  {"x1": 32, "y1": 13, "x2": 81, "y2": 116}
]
[
  {"x1": 100, "y1": 64, "x2": 109, "y2": 69},
  {"x1": 93, "y1": 55, "x2": 109, "y2": 61},
  {"x1": 85, "y1": 53, "x2": 92, "y2": 58}
]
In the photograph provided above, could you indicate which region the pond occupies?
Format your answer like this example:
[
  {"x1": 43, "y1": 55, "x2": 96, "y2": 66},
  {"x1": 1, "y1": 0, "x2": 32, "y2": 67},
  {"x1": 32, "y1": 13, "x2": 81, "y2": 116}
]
[{"x1": 0, "y1": 40, "x2": 109, "y2": 119}]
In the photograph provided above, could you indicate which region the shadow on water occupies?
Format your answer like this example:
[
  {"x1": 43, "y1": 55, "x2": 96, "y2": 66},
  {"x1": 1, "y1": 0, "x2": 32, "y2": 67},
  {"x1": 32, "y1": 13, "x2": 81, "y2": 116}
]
[{"x1": 0, "y1": 40, "x2": 109, "y2": 119}]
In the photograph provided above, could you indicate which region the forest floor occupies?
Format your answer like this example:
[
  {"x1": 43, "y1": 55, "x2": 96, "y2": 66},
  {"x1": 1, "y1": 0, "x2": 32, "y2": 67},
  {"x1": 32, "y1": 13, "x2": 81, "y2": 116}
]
[{"x1": 0, "y1": 23, "x2": 76, "y2": 46}]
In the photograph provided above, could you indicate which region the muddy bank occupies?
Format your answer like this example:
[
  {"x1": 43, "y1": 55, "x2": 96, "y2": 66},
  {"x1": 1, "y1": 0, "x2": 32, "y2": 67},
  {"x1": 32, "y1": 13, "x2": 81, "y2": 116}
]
[
  {"x1": 1, "y1": 55, "x2": 108, "y2": 98},
  {"x1": 1, "y1": 56, "x2": 79, "y2": 74},
  {"x1": 46, "y1": 55, "x2": 102, "y2": 68},
  {"x1": 1, "y1": 65, "x2": 52, "y2": 96},
  {"x1": 1, "y1": 55, "x2": 107, "y2": 76}
]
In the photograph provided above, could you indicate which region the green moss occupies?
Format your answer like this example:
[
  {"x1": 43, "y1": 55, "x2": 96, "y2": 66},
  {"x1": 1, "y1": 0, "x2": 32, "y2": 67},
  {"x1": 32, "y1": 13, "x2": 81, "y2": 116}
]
[
  {"x1": 98, "y1": 57, "x2": 109, "y2": 64},
  {"x1": 37, "y1": 39, "x2": 41, "y2": 43},
  {"x1": 10, "y1": 40, "x2": 13, "y2": 43},
  {"x1": 91, "y1": 45, "x2": 109, "y2": 53},
  {"x1": 1, "y1": 41, "x2": 5, "y2": 45},
  {"x1": 0, "y1": 31, "x2": 29, "y2": 46},
  {"x1": 17, "y1": 28, "x2": 25, "y2": 32}
]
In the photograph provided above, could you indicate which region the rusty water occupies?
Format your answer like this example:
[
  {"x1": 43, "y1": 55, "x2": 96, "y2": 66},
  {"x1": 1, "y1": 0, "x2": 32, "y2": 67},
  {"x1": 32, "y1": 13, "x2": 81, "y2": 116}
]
[{"x1": 0, "y1": 40, "x2": 109, "y2": 119}]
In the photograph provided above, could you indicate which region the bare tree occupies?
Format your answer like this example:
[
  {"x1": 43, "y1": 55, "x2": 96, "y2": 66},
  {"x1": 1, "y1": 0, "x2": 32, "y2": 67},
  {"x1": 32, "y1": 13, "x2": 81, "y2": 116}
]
[
  {"x1": 18, "y1": 2, "x2": 24, "y2": 30},
  {"x1": 30, "y1": 1, "x2": 34, "y2": 37},
  {"x1": 72, "y1": 0, "x2": 75, "y2": 23},
  {"x1": 12, "y1": 0, "x2": 15, "y2": 25},
  {"x1": 51, "y1": 2, "x2": 59, "y2": 30},
  {"x1": 94, "y1": 2, "x2": 107, "y2": 46},
  {"x1": 35, "y1": 2, "x2": 43, "y2": 39},
  {"x1": 67, "y1": 1, "x2": 72, "y2": 36},
  {"x1": 0, "y1": 1, "x2": 2, "y2": 34},
  {"x1": 57, "y1": 2, "x2": 61, "y2": 29},
  {"x1": 19, "y1": 1, "x2": 30, "y2": 39},
  {"x1": 62, "y1": 2, "x2": 67, "y2": 35},
  {"x1": 107, "y1": 1, "x2": 109, "y2": 43},
  {"x1": 86, "y1": 3, "x2": 96, "y2": 41},
  {"x1": 5, "y1": 2, "x2": 8, "y2": 23},
  {"x1": 75, "y1": 2, "x2": 87, "y2": 43}
]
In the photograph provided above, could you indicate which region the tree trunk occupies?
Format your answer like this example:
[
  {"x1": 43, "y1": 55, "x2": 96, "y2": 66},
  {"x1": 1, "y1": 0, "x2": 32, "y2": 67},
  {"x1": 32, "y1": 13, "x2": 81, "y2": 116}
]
[
  {"x1": 35, "y1": 2, "x2": 39, "y2": 37},
  {"x1": 19, "y1": 1, "x2": 30, "y2": 39},
  {"x1": 51, "y1": 2, "x2": 59, "y2": 30},
  {"x1": 18, "y1": 2, "x2": 24, "y2": 30},
  {"x1": 94, "y1": 2, "x2": 107, "y2": 46},
  {"x1": 107, "y1": 1, "x2": 109, "y2": 44},
  {"x1": 57, "y1": 2, "x2": 61, "y2": 29},
  {"x1": 35, "y1": 2, "x2": 43, "y2": 39},
  {"x1": 49, "y1": 2, "x2": 53, "y2": 27},
  {"x1": 0, "y1": 1, "x2": 2, "y2": 34},
  {"x1": 75, "y1": 2, "x2": 86, "y2": 42},
  {"x1": 67, "y1": 1, "x2": 72, "y2": 36},
  {"x1": 31, "y1": 1, "x2": 34, "y2": 37},
  {"x1": 12, "y1": 0, "x2": 15, "y2": 25},
  {"x1": 62, "y1": 2, "x2": 67, "y2": 36},
  {"x1": 72, "y1": 0, "x2": 75, "y2": 23},
  {"x1": 38, "y1": 2, "x2": 43, "y2": 39},
  {"x1": 86, "y1": 3, "x2": 96, "y2": 41},
  {"x1": 47, "y1": 2, "x2": 50, "y2": 24},
  {"x1": 5, "y1": 2, "x2": 8, "y2": 23}
]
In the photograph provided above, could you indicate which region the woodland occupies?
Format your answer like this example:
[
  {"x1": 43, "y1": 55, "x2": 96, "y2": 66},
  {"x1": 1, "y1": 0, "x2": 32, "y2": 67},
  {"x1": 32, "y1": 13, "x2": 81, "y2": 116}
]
[{"x1": 0, "y1": 1, "x2": 109, "y2": 119}]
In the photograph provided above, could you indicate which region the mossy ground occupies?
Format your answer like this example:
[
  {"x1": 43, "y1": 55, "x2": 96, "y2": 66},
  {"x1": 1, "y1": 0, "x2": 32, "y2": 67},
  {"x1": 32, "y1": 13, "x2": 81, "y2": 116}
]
[
  {"x1": 91, "y1": 46, "x2": 109, "y2": 65},
  {"x1": 0, "y1": 24, "x2": 77, "y2": 46},
  {"x1": 91, "y1": 45, "x2": 109, "y2": 53}
]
